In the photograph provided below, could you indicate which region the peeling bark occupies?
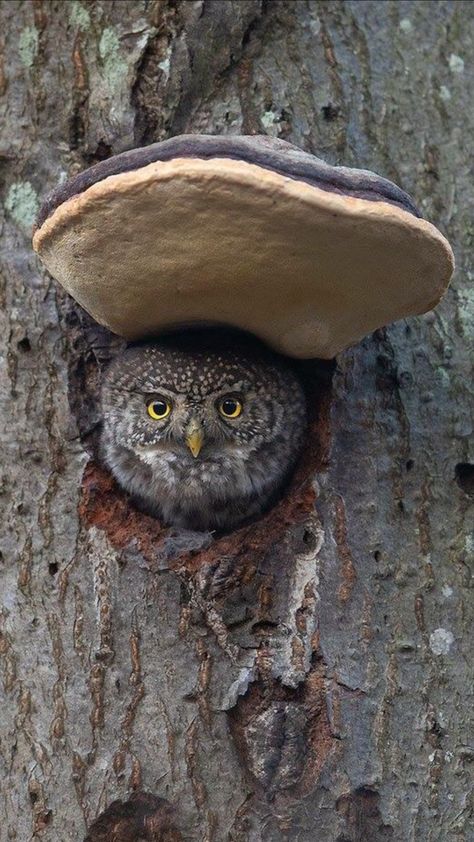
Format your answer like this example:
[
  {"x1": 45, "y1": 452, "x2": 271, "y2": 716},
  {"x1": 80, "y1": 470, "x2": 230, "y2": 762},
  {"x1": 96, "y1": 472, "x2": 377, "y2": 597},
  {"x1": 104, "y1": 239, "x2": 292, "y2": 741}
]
[{"x1": 0, "y1": 2, "x2": 473, "y2": 841}]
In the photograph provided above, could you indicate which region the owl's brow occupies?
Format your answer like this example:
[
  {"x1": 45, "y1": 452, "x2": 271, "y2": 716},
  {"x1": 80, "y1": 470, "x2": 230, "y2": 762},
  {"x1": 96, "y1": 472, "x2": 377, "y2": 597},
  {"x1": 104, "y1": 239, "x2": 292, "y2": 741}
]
[
  {"x1": 113, "y1": 385, "x2": 177, "y2": 396},
  {"x1": 114, "y1": 383, "x2": 251, "y2": 397}
]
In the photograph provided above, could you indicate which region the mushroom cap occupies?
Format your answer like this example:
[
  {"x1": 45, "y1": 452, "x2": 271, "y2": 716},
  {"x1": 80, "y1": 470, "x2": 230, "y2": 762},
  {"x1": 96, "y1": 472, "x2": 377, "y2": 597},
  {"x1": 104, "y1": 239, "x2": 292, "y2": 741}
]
[{"x1": 33, "y1": 135, "x2": 454, "y2": 359}]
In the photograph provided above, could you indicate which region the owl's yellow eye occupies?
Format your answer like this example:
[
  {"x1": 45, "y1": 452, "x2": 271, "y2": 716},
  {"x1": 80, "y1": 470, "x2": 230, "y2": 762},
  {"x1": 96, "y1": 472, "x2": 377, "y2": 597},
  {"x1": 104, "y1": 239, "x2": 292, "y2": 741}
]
[
  {"x1": 147, "y1": 397, "x2": 172, "y2": 420},
  {"x1": 218, "y1": 397, "x2": 243, "y2": 418}
]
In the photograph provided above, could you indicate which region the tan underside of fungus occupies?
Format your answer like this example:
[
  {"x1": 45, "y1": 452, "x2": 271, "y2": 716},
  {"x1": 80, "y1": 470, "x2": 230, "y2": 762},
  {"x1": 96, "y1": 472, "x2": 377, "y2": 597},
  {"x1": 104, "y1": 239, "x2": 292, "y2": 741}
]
[{"x1": 33, "y1": 138, "x2": 454, "y2": 359}]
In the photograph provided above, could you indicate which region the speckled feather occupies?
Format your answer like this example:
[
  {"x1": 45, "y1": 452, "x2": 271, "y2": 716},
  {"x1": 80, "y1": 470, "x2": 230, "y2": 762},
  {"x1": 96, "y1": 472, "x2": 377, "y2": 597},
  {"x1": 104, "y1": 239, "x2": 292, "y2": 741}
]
[{"x1": 100, "y1": 333, "x2": 307, "y2": 532}]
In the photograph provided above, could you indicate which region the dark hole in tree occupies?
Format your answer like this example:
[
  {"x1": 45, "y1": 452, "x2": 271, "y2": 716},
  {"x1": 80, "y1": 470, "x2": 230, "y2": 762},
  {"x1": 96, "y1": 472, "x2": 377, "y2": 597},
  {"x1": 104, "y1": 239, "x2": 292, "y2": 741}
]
[
  {"x1": 302, "y1": 527, "x2": 318, "y2": 549},
  {"x1": 373, "y1": 550, "x2": 381, "y2": 562},
  {"x1": 69, "y1": 320, "x2": 334, "y2": 568},
  {"x1": 48, "y1": 561, "x2": 59, "y2": 576},
  {"x1": 455, "y1": 463, "x2": 474, "y2": 496},
  {"x1": 321, "y1": 102, "x2": 340, "y2": 121},
  {"x1": 17, "y1": 336, "x2": 31, "y2": 352},
  {"x1": 406, "y1": 459, "x2": 414, "y2": 472}
]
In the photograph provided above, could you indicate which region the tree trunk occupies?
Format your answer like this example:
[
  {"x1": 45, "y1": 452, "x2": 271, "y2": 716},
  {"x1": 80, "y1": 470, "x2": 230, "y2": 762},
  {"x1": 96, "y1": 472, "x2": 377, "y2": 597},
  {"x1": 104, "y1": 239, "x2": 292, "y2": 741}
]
[{"x1": 1, "y1": 1, "x2": 472, "y2": 840}]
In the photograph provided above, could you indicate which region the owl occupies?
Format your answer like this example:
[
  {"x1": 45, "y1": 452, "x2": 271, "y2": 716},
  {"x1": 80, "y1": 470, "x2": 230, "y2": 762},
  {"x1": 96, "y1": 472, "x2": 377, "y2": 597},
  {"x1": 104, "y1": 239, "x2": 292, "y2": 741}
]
[{"x1": 100, "y1": 331, "x2": 307, "y2": 532}]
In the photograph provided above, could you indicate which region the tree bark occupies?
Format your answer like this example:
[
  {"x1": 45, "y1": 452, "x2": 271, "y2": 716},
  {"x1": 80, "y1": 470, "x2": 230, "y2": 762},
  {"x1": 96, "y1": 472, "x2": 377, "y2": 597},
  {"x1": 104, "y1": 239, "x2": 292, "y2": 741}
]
[{"x1": 0, "y1": 1, "x2": 472, "y2": 840}]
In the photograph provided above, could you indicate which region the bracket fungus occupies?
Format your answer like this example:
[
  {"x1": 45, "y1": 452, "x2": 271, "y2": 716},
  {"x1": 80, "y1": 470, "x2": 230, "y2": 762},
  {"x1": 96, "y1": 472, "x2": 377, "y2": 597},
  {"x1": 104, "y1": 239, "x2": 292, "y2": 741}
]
[{"x1": 33, "y1": 134, "x2": 454, "y2": 359}]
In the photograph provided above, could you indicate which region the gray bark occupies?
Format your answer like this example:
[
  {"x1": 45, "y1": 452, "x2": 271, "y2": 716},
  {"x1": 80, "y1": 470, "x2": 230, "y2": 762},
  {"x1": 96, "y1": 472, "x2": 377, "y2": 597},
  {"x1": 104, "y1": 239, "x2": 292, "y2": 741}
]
[{"x1": 0, "y1": 1, "x2": 472, "y2": 840}]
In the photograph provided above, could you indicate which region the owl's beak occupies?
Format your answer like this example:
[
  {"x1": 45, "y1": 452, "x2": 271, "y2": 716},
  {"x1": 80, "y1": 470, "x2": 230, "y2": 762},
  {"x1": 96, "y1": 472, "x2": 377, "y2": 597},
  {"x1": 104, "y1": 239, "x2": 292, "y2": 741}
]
[{"x1": 185, "y1": 419, "x2": 204, "y2": 458}]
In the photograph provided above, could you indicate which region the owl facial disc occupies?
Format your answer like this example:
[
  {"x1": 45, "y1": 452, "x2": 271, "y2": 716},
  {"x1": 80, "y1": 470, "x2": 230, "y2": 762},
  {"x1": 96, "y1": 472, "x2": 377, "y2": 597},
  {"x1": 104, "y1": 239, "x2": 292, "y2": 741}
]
[{"x1": 100, "y1": 334, "x2": 308, "y2": 532}]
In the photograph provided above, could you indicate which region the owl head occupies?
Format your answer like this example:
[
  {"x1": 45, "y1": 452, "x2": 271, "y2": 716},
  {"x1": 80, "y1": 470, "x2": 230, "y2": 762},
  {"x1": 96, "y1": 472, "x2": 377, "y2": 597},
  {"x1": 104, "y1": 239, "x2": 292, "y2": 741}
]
[{"x1": 100, "y1": 331, "x2": 307, "y2": 532}]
